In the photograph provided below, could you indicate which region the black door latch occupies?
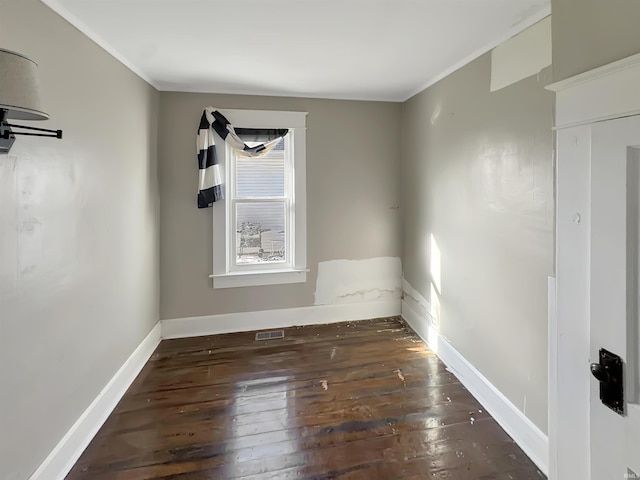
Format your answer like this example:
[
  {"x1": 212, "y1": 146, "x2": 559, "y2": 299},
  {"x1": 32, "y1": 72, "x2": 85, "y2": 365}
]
[{"x1": 590, "y1": 348, "x2": 624, "y2": 415}]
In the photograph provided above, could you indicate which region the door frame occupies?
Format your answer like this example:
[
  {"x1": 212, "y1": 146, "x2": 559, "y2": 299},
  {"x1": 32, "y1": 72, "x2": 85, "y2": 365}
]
[{"x1": 547, "y1": 52, "x2": 640, "y2": 480}]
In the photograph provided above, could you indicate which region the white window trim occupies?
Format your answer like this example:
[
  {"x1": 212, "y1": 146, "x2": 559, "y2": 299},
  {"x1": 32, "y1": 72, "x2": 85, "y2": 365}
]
[{"x1": 209, "y1": 109, "x2": 308, "y2": 289}]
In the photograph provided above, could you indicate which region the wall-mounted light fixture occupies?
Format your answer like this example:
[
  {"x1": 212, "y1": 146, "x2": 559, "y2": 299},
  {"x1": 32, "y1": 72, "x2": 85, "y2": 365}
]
[{"x1": 0, "y1": 48, "x2": 62, "y2": 154}]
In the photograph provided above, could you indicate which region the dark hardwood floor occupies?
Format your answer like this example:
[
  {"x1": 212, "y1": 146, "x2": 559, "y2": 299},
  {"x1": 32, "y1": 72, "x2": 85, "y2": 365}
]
[{"x1": 66, "y1": 317, "x2": 546, "y2": 480}]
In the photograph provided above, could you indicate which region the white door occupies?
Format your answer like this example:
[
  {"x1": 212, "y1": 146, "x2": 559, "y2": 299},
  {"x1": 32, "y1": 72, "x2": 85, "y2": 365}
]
[{"x1": 590, "y1": 114, "x2": 640, "y2": 479}]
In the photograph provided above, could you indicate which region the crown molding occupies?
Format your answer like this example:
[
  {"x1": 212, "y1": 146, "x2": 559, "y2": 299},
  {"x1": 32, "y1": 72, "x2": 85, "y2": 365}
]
[
  {"x1": 403, "y1": 5, "x2": 551, "y2": 101},
  {"x1": 40, "y1": 0, "x2": 158, "y2": 89}
]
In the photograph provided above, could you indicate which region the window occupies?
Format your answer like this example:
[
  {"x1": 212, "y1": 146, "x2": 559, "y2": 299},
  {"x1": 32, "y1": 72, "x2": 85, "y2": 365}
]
[
  {"x1": 232, "y1": 137, "x2": 289, "y2": 269},
  {"x1": 210, "y1": 109, "x2": 307, "y2": 288}
]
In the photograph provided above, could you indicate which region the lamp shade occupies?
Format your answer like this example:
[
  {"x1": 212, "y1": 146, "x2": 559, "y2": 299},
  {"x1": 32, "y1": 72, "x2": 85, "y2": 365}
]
[{"x1": 0, "y1": 48, "x2": 49, "y2": 121}]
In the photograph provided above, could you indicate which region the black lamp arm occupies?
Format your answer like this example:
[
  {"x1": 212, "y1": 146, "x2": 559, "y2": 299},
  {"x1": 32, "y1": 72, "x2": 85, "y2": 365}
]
[{"x1": 1, "y1": 121, "x2": 62, "y2": 139}]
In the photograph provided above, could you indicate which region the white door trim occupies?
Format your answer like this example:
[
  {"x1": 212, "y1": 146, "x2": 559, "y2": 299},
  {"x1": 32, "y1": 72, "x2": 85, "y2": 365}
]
[
  {"x1": 546, "y1": 52, "x2": 640, "y2": 480},
  {"x1": 547, "y1": 52, "x2": 640, "y2": 129}
]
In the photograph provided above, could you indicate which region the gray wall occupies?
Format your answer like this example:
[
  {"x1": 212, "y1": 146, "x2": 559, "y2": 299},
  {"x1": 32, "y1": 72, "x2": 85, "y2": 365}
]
[
  {"x1": 159, "y1": 93, "x2": 401, "y2": 320},
  {"x1": 401, "y1": 53, "x2": 554, "y2": 431},
  {"x1": 552, "y1": 0, "x2": 640, "y2": 81},
  {"x1": 0, "y1": 2, "x2": 160, "y2": 479}
]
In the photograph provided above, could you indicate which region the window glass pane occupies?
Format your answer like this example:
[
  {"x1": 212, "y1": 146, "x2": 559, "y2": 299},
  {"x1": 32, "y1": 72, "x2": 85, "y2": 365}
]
[
  {"x1": 236, "y1": 202, "x2": 286, "y2": 265},
  {"x1": 236, "y1": 138, "x2": 285, "y2": 197}
]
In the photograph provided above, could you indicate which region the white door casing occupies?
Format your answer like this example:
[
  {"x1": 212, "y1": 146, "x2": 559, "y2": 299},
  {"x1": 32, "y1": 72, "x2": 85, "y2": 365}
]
[
  {"x1": 548, "y1": 52, "x2": 640, "y2": 480},
  {"x1": 589, "y1": 116, "x2": 640, "y2": 479}
]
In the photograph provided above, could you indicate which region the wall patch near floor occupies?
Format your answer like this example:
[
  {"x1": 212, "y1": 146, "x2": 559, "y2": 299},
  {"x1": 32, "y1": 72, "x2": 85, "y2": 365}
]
[{"x1": 314, "y1": 257, "x2": 402, "y2": 305}]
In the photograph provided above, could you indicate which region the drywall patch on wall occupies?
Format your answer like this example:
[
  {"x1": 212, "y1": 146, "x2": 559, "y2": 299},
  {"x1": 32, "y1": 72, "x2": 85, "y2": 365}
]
[
  {"x1": 401, "y1": 277, "x2": 434, "y2": 321},
  {"x1": 490, "y1": 16, "x2": 551, "y2": 92},
  {"x1": 315, "y1": 257, "x2": 401, "y2": 305}
]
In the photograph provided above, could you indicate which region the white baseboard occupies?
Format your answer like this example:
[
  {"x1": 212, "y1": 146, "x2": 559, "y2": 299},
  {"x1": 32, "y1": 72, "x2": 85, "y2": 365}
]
[
  {"x1": 29, "y1": 300, "x2": 400, "y2": 479},
  {"x1": 29, "y1": 322, "x2": 162, "y2": 480},
  {"x1": 30, "y1": 297, "x2": 547, "y2": 479},
  {"x1": 161, "y1": 299, "x2": 402, "y2": 339},
  {"x1": 401, "y1": 299, "x2": 549, "y2": 476}
]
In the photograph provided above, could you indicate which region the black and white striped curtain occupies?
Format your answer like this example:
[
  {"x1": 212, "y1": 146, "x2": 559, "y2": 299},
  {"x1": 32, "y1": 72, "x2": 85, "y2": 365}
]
[{"x1": 196, "y1": 107, "x2": 288, "y2": 208}]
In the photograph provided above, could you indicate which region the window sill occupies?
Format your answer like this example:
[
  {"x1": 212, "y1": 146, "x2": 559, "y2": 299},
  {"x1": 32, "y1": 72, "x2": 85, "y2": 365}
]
[{"x1": 210, "y1": 268, "x2": 308, "y2": 289}]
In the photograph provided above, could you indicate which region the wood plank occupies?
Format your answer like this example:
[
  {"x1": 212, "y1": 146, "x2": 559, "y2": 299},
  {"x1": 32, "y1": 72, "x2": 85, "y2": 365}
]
[{"x1": 66, "y1": 317, "x2": 545, "y2": 480}]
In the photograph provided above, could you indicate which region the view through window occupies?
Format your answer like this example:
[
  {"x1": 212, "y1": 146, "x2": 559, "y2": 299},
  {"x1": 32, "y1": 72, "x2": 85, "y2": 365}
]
[{"x1": 232, "y1": 137, "x2": 290, "y2": 266}]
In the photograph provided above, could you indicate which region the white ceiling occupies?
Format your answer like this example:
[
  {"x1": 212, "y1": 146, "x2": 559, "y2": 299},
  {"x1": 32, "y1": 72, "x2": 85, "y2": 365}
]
[{"x1": 44, "y1": 0, "x2": 550, "y2": 102}]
